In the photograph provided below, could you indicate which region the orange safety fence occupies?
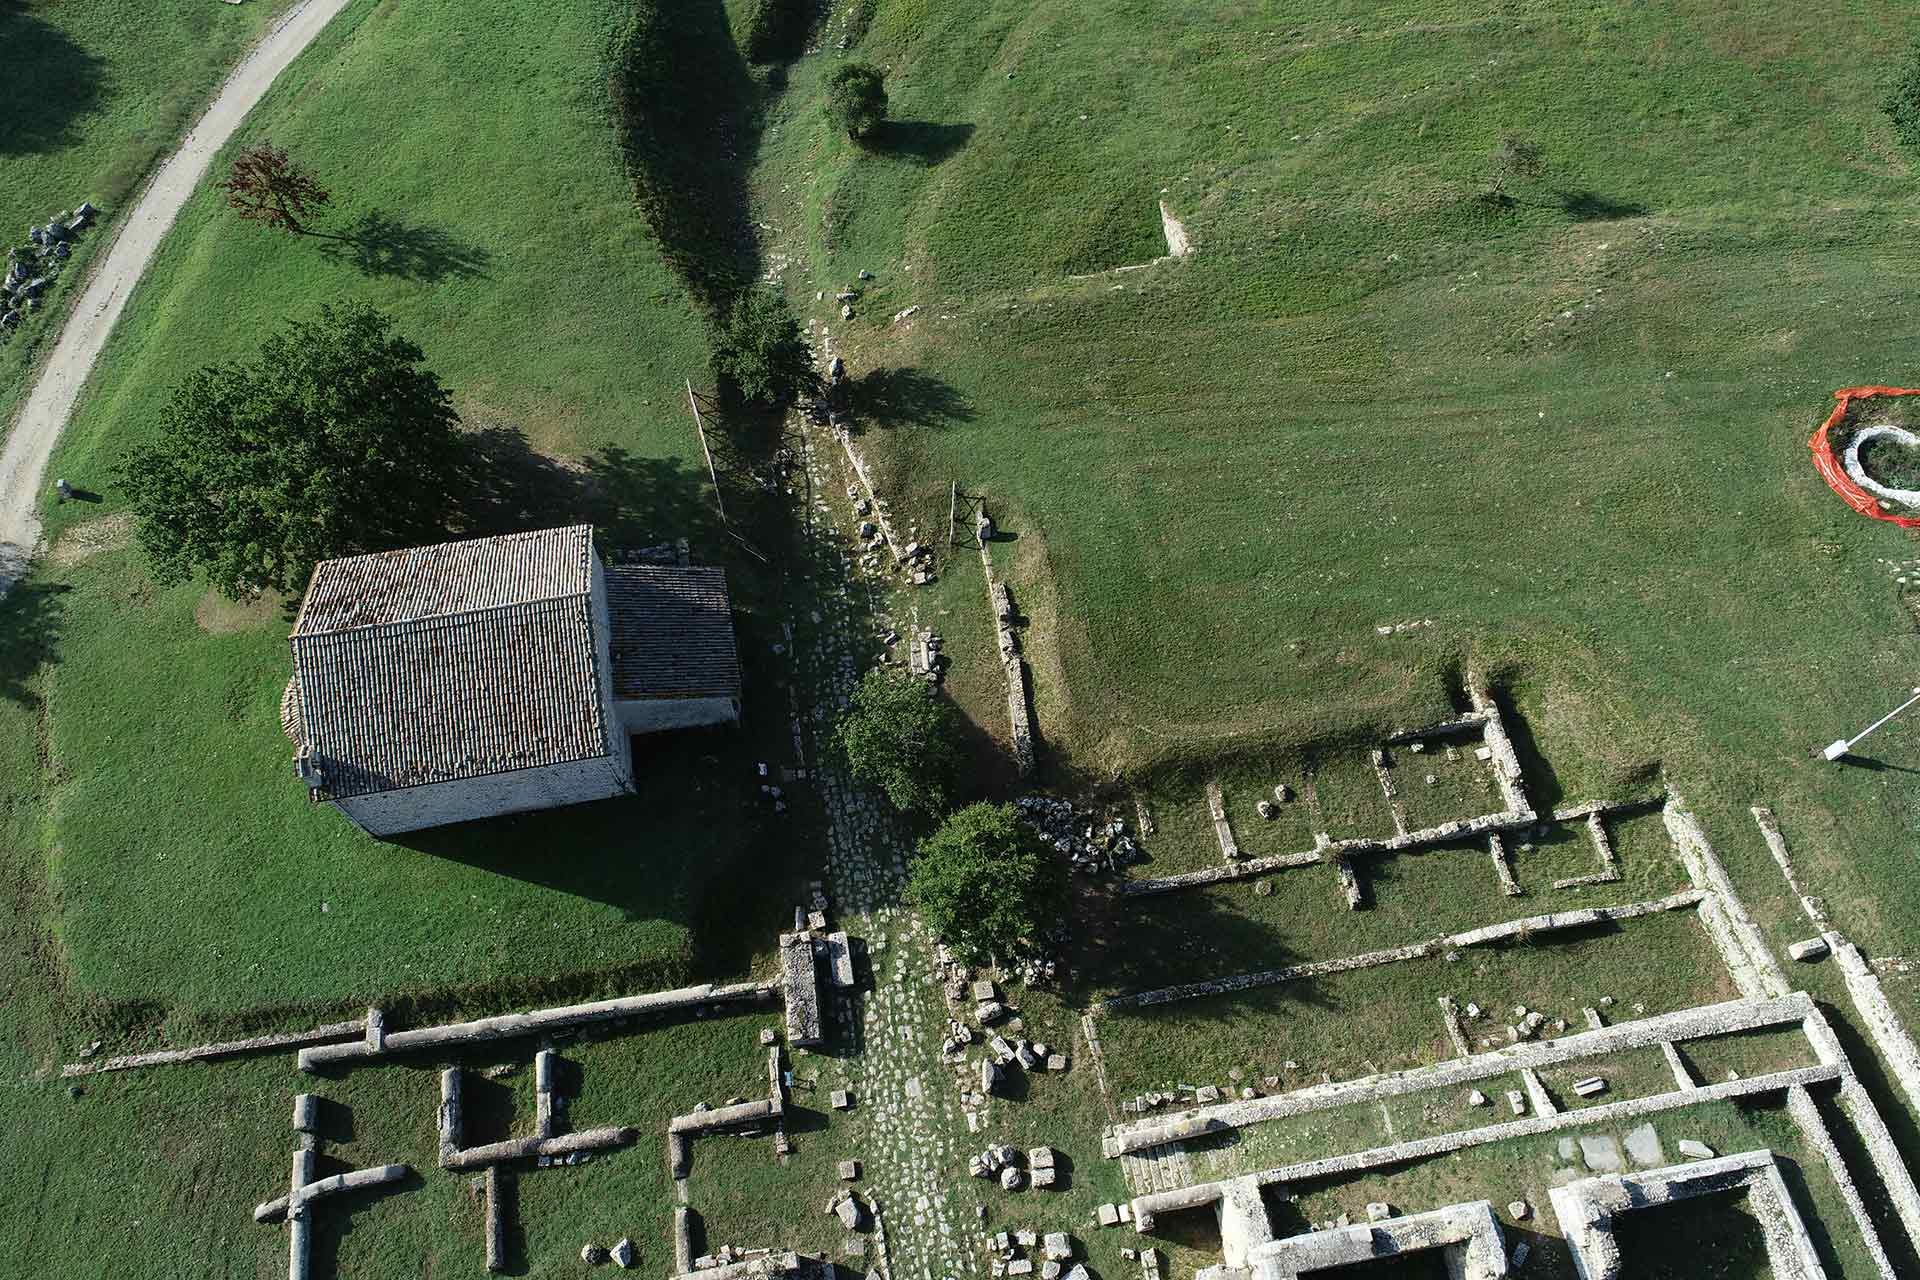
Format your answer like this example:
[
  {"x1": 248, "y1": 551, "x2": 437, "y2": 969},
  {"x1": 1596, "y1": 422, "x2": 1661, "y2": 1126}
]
[{"x1": 1809, "y1": 385, "x2": 1920, "y2": 528}]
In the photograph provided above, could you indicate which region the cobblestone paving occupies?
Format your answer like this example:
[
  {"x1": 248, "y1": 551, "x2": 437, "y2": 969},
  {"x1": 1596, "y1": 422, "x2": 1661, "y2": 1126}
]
[{"x1": 795, "y1": 430, "x2": 981, "y2": 1278}]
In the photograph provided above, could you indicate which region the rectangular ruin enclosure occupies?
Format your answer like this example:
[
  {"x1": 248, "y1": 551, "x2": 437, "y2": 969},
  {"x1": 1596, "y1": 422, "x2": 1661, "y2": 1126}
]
[
  {"x1": 1092, "y1": 907, "x2": 1736, "y2": 1105},
  {"x1": 1267, "y1": 1095, "x2": 1888, "y2": 1280}
]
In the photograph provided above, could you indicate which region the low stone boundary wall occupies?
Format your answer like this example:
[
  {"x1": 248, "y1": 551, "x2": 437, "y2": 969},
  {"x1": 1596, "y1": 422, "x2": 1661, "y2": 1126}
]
[
  {"x1": 1786, "y1": 1083, "x2": 1899, "y2": 1280},
  {"x1": 1665, "y1": 794, "x2": 1788, "y2": 1000},
  {"x1": 298, "y1": 981, "x2": 775, "y2": 1071},
  {"x1": 1121, "y1": 848, "x2": 1322, "y2": 896},
  {"x1": 1104, "y1": 994, "x2": 1811, "y2": 1158},
  {"x1": 1097, "y1": 891, "x2": 1702, "y2": 1012},
  {"x1": 977, "y1": 525, "x2": 1035, "y2": 775},
  {"x1": 64, "y1": 1014, "x2": 367, "y2": 1077},
  {"x1": 1827, "y1": 933, "x2": 1920, "y2": 1115}
]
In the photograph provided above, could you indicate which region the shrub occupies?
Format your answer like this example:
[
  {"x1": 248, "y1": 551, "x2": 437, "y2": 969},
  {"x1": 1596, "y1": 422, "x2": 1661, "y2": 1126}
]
[
  {"x1": 826, "y1": 61, "x2": 887, "y2": 140},
  {"x1": 1487, "y1": 132, "x2": 1545, "y2": 203},
  {"x1": 711, "y1": 286, "x2": 822, "y2": 410},
  {"x1": 830, "y1": 667, "x2": 964, "y2": 814},
  {"x1": 744, "y1": 0, "x2": 809, "y2": 64},
  {"x1": 1885, "y1": 42, "x2": 1920, "y2": 155},
  {"x1": 908, "y1": 803, "x2": 1065, "y2": 964}
]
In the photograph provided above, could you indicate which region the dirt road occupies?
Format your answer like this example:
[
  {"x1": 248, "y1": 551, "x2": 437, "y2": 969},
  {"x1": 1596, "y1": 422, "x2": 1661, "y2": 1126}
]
[{"x1": 0, "y1": 0, "x2": 354, "y2": 589}]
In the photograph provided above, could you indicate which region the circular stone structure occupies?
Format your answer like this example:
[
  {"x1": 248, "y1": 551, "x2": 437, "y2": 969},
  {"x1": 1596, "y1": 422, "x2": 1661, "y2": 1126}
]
[{"x1": 1842, "y1": 424, "x2": 1920, "y2": 508}]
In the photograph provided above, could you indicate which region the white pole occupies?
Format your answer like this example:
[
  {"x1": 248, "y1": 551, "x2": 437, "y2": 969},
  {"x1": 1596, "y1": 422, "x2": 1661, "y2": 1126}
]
[{"x1": 1823, "y1": 686, "x2": 1920, "y2": 761}]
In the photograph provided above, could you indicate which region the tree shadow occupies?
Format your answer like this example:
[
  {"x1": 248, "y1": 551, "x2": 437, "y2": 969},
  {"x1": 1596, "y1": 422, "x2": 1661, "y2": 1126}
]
[
  {"x1": 456, "y1": 422, "x2": 721, "y2": 553},
  {"x1": 315, "y1": 209, "x2": 493, "y2": 282},
  {"x1": 0, "y1": 579, "x2": 68, "y2": 706},
  {"x1": 1557, "y1": 189, "x2": 1650, "y2": 222},
  {"x1": 0, "y1": 5, "x2": 105, "y2": 157},
  {"x1": 843, "y1": 366, "x2": 973, "y2": 434},
  {"x1": 870, "y1": 119, "x2": 974, "y2": 167}
]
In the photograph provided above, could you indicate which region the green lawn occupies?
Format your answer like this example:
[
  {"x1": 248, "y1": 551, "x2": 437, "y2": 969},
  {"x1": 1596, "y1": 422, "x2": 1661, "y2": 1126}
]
[
  {"x1": 746, "y1": 0, "x2": 1920, "y2": 975},
  {"x1": 4, "y1": 0, "x2": 813, "y2": 1025},
  {"x1": 0, "y1": 0, "x2": 296, "y2": 421}
]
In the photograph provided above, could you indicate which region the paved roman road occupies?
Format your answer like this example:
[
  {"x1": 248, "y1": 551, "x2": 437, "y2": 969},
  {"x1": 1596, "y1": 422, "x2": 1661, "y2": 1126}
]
[{"x1": 0, "y1": 0, "x2": 356, "y2": 590}]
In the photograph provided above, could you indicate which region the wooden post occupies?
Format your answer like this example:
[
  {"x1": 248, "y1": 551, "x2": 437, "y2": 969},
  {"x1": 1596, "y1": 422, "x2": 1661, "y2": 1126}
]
[{"x1": 687, "y1": 378, "x2": 729, "y2": 527}]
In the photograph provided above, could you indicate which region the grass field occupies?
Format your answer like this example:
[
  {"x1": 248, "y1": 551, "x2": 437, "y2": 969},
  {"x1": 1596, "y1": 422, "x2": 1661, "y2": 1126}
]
[
  {"x1": 0, "y1": 0, "x2": 819, "y2": 1025},
  {"x1": 10, "y1": 0, "x2": 1920, "y2": 1276},
  {"x1": 1092, "y1": 907, "x2": 1735, "y2": 1100},
  {"x1": 0, "y1": 0, "x2": 297, "y2": 421},
  {"x1": 747, "y1": 0, "x2": 1920, "y2": 976}
]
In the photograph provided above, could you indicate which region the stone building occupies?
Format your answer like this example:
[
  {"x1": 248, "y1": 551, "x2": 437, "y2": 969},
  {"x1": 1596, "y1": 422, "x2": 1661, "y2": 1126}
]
[{"x1": 284, "y1": 525, "x2": 741, "y2": 837}]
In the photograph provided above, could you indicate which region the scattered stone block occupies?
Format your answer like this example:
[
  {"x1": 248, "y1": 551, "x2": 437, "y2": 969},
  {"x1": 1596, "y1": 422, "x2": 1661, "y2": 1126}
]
[
  {"x1": 1679, "y1": 1140, "x2": 1716, "y2": 1160},
  {"x1": 582, "y1": 1244, "x2": 609, "y2": 1265},
  {"x1": 1573, "y1": 1077, "x2": 1607, "y2": 1098},
  {"x1": 1007, "y1": 1262, "x2": 1032, "y2": 1277},
  {"x1": 1789, "y1": 937, "x2": 1830, "y2": 962},
  {"x1": 1579, "y1": 1135, "x2": 1624, "y2": 1172},
  {"x1": 1042, "y1": 1232, "x2": 1072, "y2": 1260},
  {"x1": 759, "y1": 1028, "x2": 777, "y2": 1046},
  {"x1": 1365, "y1": 1202, "x2": 1392, "y2": 1222},
  {"x1": 1031, "y1": 1166, "x2": 1057, "y2": 1188},
  {"x1": 831, "y1": 1089, "x2": 853, "y2": 1111},
  {"x1": 1028, "y1": 1147, "x2": 1056, "y2": 1171},
  {"x1": 611, "y1": 1238, "x2": 636, "y2": 1269},
  {"x1": 1624, "y1": 1122, "x2": 1664, "y2": 1167},
  {"x1": 1506, "y1": 1090, "x2": 1527, "y2": 1116},
  {"x1": 1195, "y1": 1085, "x2": 1220, "y2": 1104},
  {"x1": 1047, "y1": 1054, "x2": 1069, "y2": 1072},
  {"x1": 1253, "y1": 879, "x2": 1273, "y2": 897},
  {"x1": 1041, "y1": 1264, "x2": 1061, "y2": 1280},
  {"x1": 1467, "y1": 1089, "x2": 1488, "y2": 1107},
  {"x1": 972, "y1": 979, "x2": 997, "y2": 1002},
  {"x1": 1098, "y1": 1203, "x2": 1120, "y2": 1227},
  {"x1": 839, "y1": 1160, "x2": 861, "y2": 1181},
  {"x1": 978, "y1": 1001, "x2": 1008, "y2": 1024},
  {"x1": 1508, "y1": 1200, "x2": 1529, "y2": 1220},
  {"x1": 835, "y1": 1195, "x2": 863, "y2": 1230},
  {"x1": 1000, "y1": 1166, "x2": 1025, "y2": 1191}
]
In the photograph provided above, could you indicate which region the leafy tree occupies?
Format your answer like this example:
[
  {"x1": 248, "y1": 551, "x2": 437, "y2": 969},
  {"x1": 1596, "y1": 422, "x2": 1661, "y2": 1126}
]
[
  {"x1": 1885, "y1": 42, "x2": 1920, "y2": 156},
  {"x1": 218, "y1": 142, "x2": 330, "y2": 235},
  {"x1": 831, "y1": 667, "x2": 964, "y2": 814},
  {"x1": 907, "y1": 802, "x2": 1064, "y2": 964},
  {"x1": 825, "y1": 61, "x2": 887, "y2": 140},
  {"x1": 744, "y1": 0, "x2": 808, "y2": 64},
  {"x1": 711, "y1": 286, "x2": 822, "y2": 409},
  {"x1": 1488, "y1": 132, "x2": 1545, "y2": 203},
  {"x1": 116, "y1": 303, "x2": 464, "y2": 599}
]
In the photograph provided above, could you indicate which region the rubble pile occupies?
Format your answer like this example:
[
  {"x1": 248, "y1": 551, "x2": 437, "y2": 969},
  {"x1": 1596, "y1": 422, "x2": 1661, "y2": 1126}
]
[
  {"x1": 1014, "y1": 795, "x2": 1141, "y2": 876},
  {"x1": 3, "y1": 203, "x2": 98, "y2": 339}
]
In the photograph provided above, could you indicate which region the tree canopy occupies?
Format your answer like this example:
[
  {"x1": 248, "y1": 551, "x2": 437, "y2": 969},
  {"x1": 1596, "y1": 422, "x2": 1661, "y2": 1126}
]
[
  {"x1": 116, "y1": 302, "x2": 465, "y2": 599},
  {"x1": 711, "y1": 285, "x2": 822, "y2": 410},
  {"x1": 218, "y1": 141, "x2": 330, "y2": 235},
  {"x1": 826, "y1": 61, "x2": 887, "y2": 140},
  {"x1": 907, "y1": 802, "x2": 1064, "y2": 964},
  {"x1": 830, "y1": 666, "x2": 964, "y2": 814}
]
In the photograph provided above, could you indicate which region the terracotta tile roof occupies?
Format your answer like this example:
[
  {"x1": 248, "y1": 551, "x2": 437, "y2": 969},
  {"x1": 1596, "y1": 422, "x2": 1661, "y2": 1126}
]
[
  {"x1": 289, "y1": 527, "x2": 613, "y2": 800},
  {"x1": 292, "y1": 526, "x2": 593, "y2": 635},
  {"x1": 607, "y1": 565, "x2": 742, "y2": 701}
]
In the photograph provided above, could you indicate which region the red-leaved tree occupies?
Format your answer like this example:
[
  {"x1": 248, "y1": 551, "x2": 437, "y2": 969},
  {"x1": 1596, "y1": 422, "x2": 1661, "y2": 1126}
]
[{"x1": 218, "y1": 142, "x2": 330, "y2": 235}]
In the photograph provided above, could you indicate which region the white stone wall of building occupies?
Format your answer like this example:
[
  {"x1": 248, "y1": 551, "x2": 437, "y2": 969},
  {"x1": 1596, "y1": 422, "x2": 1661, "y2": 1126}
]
[
  {"x1": 616, "y1": 695, "x2": 739, "y2": 734},
  {"x1": 337, "y1": 755, "x2": 632, "y2": 837}
]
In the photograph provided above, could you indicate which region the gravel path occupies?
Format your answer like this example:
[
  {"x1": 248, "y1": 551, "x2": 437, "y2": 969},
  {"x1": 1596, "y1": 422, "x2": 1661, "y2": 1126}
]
[{"x1": 0, "y1": 0, "x2": 354, "y2": 589}]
